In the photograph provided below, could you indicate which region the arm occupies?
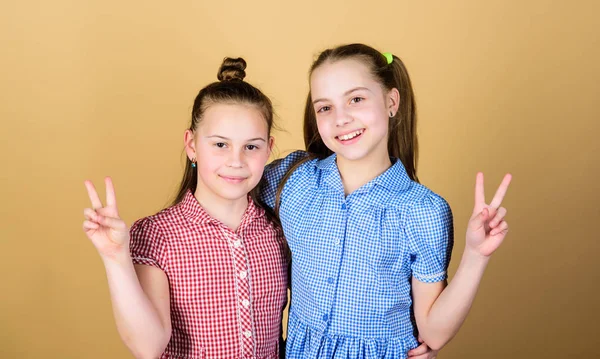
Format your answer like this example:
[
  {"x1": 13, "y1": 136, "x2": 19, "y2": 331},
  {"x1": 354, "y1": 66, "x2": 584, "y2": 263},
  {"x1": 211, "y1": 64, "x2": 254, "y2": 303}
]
[
  {"x1": 83, "y1": 178, "x2": 171, "y2": 359},
  {"x1": 104, "y1": 258, "x2": 172, "y2": 359},
  {"x1": 412, "y1": 173, "x2": 512, "y2": 350},
  {"x1": 412, "y1": 249, "x2": 487, "y2": 350},
  {"x1": 259, "y1": 150, "x2": 308, "y2": 210}
]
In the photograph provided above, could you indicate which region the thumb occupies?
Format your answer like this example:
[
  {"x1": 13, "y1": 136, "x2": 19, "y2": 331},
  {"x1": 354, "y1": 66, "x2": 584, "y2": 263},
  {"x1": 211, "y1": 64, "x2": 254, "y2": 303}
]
[{"x1": 97, "y1": 215, "x2": 127, "y2": 232}]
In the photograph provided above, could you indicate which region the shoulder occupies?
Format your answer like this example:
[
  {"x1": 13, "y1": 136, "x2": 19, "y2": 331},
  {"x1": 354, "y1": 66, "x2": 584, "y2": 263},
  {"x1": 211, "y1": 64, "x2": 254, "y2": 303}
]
[
  {"x1": 288, "y1": 153, "x2": 337, "y2": 183},
  {"x1": 265, "y1": 151, "x2": 333, "y2": 190},
  {"x1": 130, "y1": 204, "x2": 184, "y2": 241},
  {"x1": 381, "y1": 181, "x2": 451, "y2": 223},
  {"x1": 410, "y1": 183, "x2": 450, "y2": 211},
  {"x1": 398, "y1": 183, "x2": 453, "y2": 240},
  {"x1": 408, "y1": 184, "x2": 451, "y2": 220},
  {"x1": 265, "y1": 150, "x2": 309, "y2": 175}
]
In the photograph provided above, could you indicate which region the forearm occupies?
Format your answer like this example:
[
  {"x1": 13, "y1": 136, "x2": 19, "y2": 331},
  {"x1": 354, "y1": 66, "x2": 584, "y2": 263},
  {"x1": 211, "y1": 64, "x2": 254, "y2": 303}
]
[
  {"x1": 103, "y1": 257, "x2": 170, "y2": 359},
  {"x1": 419, "y1": 249, "x2": 489, "y2": 350}
]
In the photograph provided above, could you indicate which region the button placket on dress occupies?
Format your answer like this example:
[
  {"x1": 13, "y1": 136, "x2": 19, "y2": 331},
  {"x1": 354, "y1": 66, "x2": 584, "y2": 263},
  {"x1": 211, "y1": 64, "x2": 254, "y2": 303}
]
[{"x1": 222, "y1": 226, "x2": 256, "y2": 358}]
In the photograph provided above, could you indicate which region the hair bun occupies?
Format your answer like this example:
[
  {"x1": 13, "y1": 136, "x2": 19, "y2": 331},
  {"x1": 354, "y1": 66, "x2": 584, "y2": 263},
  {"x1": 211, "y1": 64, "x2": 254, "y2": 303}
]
[{"x1": 217, "y1": 57, "x2": 247, "y2": 81}]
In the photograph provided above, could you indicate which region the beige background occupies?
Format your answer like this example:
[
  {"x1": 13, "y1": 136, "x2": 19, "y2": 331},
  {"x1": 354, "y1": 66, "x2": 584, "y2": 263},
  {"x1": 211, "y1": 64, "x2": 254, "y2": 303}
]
[{"x1": 1, "y1": 0, "x2": 599, "y2": 358}]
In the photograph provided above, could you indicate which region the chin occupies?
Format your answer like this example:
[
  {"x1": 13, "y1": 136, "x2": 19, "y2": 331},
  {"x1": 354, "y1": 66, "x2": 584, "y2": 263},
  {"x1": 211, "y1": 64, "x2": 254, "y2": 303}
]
[{"x1": 335, "y1": 149, "x2": 371, "y2": 162}]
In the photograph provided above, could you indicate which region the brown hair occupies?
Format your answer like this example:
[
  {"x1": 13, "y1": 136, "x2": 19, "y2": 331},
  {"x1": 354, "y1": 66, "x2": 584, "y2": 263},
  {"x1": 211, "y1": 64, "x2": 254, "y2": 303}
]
[
  {"x1": 172, "y1": 57, "x2": 275, "y2": 205},
  {"x1": 306, "y1": 43, "x2": 418, "y2": 180},
  {"x1": 274, "y1": 43, "x2": 419, "y2": 216}
]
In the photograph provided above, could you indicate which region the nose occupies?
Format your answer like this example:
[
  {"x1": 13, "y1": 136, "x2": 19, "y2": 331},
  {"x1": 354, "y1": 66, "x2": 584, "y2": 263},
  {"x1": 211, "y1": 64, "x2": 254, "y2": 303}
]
[
  {"x1": 335, "y1": 108, "x2": 353, "y2": 127},
  {"x1": 226, "y1": 148, "x2": 244, "y2": 168}
]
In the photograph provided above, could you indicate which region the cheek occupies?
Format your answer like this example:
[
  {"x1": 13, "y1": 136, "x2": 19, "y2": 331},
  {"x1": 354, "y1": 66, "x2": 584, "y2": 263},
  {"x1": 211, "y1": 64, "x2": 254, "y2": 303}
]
[
  {"x1": 316, "y1": 120, "x2": 332, "y2": 141},
  {"x1": 247, "y1": 151, "x2": 270, "y2": 173},
  {"x1": 197, "y1": 152, "x2": 223, "y2": 171},
  {"x1": 363, "y1": 108, "x2": 389, "y2": 131}
]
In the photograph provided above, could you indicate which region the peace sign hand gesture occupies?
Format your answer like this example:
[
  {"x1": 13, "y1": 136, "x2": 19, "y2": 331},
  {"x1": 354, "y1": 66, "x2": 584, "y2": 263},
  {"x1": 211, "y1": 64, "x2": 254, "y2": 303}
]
[
  {"x1": 466, "y1": 173, "x2": 512, "y2": 257},
  {"x1": 82, "y1": 177, "x2": 130, "y2": 261}
]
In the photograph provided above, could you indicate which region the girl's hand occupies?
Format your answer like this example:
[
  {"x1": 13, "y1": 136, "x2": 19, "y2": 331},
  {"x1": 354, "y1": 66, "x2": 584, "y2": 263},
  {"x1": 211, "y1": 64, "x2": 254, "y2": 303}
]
[
  {"x1": 466, "y1": 172, "x2": 512, "y2": 257},
  {"x1": 408, "y1": 336, "x2": 439, "y2": 358},
  {"x1": 82, "y1": 177, "x2": 130, "y2": 261}
]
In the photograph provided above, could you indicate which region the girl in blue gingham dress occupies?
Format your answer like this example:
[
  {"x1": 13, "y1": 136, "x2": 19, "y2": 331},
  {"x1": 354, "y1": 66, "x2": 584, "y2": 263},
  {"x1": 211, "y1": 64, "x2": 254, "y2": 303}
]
[{"x1": 259, "y1": 44, "x2": 513, "y2": 359}]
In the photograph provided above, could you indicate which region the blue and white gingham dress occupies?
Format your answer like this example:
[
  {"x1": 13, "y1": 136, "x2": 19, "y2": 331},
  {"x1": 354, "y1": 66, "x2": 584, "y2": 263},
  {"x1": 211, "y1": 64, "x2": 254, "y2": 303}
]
[{"x1": 260, "y1": 151, "x2": 454, "y2": 359}]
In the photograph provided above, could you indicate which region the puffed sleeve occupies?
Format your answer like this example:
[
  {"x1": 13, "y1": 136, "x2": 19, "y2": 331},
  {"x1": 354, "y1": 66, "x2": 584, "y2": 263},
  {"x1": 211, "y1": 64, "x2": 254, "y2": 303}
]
[
  {"x1": 405, "y1": 192, "x2": 454, "y2": 283},
  {"x1": 129, "y1": 217, "x2": 168, "y2": 271}
]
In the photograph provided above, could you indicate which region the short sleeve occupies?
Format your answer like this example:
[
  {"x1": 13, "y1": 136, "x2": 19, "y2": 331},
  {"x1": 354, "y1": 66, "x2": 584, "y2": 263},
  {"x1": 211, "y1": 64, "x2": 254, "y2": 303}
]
[
  {"x1": 129, "y1": 217, "x2": 168, "y2": 270},
  {"x1": 259, "y1": 150, "x2": 308, "y2": 210},
  {"x1": 405, "y1": 193, "x2": 454, "y2": 283}
]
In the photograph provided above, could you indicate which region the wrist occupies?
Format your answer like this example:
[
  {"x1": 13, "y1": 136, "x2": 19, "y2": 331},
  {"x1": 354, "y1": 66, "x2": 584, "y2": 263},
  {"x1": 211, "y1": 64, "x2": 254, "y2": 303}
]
[
  {"x1": 461, "y1": 247, "x2": 491, "y2": 267},
  {"x1": 101, "y1": 248, "x2": 132, "y2": 267}
]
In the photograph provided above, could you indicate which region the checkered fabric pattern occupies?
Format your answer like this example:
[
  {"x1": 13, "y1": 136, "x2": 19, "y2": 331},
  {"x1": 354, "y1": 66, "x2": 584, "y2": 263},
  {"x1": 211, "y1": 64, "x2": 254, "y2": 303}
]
[
  {"x1": 130, "y1": 190, "x2": 289, "y2": 359},
  {"x1": 260, "y1": 151, "x2": 454, "y2": 359}
]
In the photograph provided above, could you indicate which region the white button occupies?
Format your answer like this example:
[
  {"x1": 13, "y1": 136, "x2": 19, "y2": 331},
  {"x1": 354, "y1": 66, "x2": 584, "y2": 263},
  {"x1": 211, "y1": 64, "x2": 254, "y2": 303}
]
[
  {"x1": 233, "y1": 240, "x2": 242, "y2": 248},
  {"x1": 244, "y1": 330, "x2": 252, "y2": 338},
  {"x1": 335, "y1": 238, "x2": 341, "y2": 245},
  {"x1": 239, "y1": 271, "x2": 247, "y2": 279},
  {"x1": 242, "y1": 299, "x2": 250, "y2": 308}
]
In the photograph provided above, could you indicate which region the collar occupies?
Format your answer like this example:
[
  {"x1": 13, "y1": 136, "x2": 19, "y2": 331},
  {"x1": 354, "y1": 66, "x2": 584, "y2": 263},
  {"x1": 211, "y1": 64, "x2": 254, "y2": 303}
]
[
  {"x1": 314, "y1": 153, "x2": 412, "y2": 194},
  {"x1": 179, "y1": 190, "x2": 264, "y2": 228}
]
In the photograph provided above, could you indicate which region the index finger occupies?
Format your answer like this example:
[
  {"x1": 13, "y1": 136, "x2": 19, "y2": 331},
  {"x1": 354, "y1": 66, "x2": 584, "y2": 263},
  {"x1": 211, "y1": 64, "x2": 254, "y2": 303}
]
[
  {"x1": 84, "y1": 180, "x2": 103, "y2": 209},
  {"x1": 489, "y1": 173, "x2": 512, "y2": 209}
]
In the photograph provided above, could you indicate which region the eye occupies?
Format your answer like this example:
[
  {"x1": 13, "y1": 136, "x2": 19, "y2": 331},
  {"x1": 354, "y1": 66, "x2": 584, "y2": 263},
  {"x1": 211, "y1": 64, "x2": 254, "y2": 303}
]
[
  {"x1": 215, "y1": 142, "x2": 227, "y2": 148},
  {"x1": 316, "y1": 105, "x2": 331, "y2": 113},
  {"x1": 246, "y1": 144, "x2": 259, "y2": 151},
  {"x1": 350, "y1": 97, "x2": 364, "y2": 104}
]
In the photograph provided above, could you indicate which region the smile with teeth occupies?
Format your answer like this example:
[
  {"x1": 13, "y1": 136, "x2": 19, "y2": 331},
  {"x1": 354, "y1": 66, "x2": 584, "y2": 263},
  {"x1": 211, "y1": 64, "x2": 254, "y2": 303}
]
[{"x1": 337, "y1": 129, "x2": 364, "y2": 141}]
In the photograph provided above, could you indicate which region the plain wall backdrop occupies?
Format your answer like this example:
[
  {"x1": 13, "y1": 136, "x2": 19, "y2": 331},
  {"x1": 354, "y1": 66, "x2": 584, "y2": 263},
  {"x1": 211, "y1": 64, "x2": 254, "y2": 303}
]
[{"x1": 1, "y1": 0, "x2": 598, "y2": 358}]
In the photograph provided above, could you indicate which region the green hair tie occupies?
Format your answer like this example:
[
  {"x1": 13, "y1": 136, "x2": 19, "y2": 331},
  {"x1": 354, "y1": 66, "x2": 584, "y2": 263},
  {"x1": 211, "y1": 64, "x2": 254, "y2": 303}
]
[{"x1": 382, "y1": 52, "x2": 393, "y2": 65}]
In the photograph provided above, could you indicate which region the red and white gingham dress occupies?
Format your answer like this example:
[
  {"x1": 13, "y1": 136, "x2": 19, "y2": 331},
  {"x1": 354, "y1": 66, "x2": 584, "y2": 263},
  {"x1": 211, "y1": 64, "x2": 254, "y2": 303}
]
[{"x1": 129, "y1": 190, "x2": 289, "y2": 359}]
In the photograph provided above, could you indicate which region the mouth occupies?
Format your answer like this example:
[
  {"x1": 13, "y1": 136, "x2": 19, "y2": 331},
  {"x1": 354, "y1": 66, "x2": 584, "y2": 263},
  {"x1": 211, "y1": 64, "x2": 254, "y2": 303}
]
[
  {"x1": 336, "y1": 129, "x2": 365, "y2": 144},
  {"x1": 219, "y1": 175, "x2": 247, "y2": 184}
]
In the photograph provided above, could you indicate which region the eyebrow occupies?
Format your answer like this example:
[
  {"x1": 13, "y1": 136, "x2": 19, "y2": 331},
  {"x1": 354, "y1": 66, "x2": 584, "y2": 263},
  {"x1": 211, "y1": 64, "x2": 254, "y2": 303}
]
[
  {"x1": 205, "y1": 135, "x2": 266, "y2": 142},
  {"x1": 312, "y1": 86, "x2": 372, "y2": 105}
]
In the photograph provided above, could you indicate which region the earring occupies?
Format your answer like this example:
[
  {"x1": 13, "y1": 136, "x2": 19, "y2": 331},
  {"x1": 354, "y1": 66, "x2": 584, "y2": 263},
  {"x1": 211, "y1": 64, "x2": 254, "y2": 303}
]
[
  {"x1": 389, "y1": 111, "x2": 394, "y2": 118},
  {"x1": 191, "y1": 157, "x2": 197, "y2": 168}
]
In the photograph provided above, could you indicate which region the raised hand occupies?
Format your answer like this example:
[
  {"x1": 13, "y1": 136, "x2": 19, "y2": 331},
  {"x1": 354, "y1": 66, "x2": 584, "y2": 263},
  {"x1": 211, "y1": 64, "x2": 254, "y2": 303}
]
[
  {"x1": 466, "y1": 172, "x2": 512, "y2": 257},
  {"x1": 83, "y1": 177, "x2": 130, "y2": 260}
]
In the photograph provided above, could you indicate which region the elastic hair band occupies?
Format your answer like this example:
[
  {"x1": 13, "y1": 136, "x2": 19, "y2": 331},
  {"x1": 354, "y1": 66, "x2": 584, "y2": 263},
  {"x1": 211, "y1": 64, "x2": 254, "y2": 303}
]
[{"x1": 382, "y1": 52, "x2": 393, "y2": 65}]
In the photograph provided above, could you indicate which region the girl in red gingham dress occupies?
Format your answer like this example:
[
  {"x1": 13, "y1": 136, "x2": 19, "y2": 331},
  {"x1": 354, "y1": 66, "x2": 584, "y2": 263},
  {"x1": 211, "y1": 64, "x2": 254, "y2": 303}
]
[{"x1": 82, "y1": 58, "x2": 288, "y2": 359}]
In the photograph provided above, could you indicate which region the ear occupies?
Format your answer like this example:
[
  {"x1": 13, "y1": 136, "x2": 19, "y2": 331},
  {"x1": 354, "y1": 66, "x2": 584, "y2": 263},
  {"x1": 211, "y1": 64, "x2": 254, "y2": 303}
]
[
  {"x1": 267, "y1": 136, "x2": 275, "y2": 153},
  {"x1": 184, "y1": 129, "x2": 197, "y2": 160},
  {"x1": 386, "y1": 88, "x2": 400, "y2": 117}
]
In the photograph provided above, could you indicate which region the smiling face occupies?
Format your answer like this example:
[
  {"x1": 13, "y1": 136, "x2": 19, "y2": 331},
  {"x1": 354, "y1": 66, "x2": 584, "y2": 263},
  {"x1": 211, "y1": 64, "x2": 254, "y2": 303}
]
[
  {"x1": 310, "y1": 58, "x2": 398, "y2": 165},
  {"x1": 185, "y1": 103, "x2": 274, "y2": 205}
]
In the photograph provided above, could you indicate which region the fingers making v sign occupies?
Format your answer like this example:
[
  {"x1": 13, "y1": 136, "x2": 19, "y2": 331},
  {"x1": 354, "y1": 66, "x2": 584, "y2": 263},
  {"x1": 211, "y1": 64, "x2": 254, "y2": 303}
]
[
  {"x1": 466, "y1": 173, "x2": 512, "y2": 257},
  {"x1": 82, "y1": 177, "x2": 130, "y2": 260}
]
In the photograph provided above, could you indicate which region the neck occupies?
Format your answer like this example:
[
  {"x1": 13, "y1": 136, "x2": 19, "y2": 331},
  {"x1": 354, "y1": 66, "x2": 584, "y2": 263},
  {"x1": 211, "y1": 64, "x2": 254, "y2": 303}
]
[
  {"x1": 337, "y1": 153, "x2": 392, "y2": 196},
  {"x1": 193, "y1": 187, "x2": 248, "y2": 232}
]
